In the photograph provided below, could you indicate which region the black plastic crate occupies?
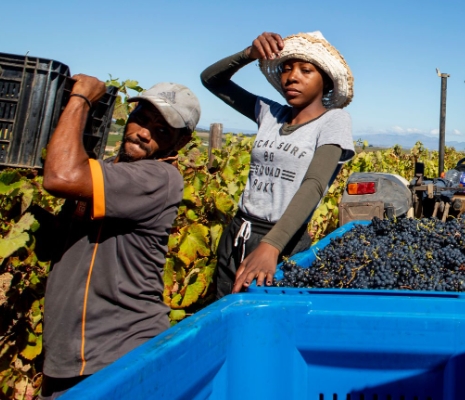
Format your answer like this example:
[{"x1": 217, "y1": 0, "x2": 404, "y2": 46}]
[{"x1": 0, "y1": 52, "x2": 118, "y2": 169}]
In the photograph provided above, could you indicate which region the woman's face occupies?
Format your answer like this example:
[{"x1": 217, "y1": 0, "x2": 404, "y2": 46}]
[{"x1": 280, "y1": 59, "x2": 325, "y2": 109}]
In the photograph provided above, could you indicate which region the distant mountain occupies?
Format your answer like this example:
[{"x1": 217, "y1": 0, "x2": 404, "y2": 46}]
[
  {"x1": 196, "y1": 128, "x2": 465, "y2": 151},
  {"x1": 354, "y1": 133, "x2": 465, "y2": 151}
]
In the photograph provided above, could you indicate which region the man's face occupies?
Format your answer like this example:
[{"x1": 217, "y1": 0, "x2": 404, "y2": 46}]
[{"x1": 119, "y1": 102, "x2": 181, "y2": 162}]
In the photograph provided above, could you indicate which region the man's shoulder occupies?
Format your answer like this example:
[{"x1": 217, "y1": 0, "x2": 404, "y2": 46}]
[
  {"x1": 100, "y1": 158, "x2": 183, "y2": 190},
  {"x1": 104, "y1": 157, "x2": 179, "y2": 173}
]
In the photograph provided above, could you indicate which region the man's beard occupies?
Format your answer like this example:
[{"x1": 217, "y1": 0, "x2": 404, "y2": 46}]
[{"x1": 118, "y1": 136, "x2": 152, "y2": 162}]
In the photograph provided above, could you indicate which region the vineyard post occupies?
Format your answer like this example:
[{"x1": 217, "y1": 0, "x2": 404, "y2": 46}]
[
  {"x1": 208, "y1": 123, "x2": 223, "y2": 168},
  {"x1": 436, "y1": 68, "x2": 450, "y2": 176}
]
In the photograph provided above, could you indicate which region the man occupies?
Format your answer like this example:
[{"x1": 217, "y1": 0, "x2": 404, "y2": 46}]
[{"x1": 40, "y1": 74, "x2": 201, "y2": 399}]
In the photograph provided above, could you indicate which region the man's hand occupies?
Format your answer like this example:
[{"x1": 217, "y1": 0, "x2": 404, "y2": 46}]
[
  {"x1": 232, "y1": 242, "x2": 280, "y2": 293},
  {"x1": 70, "y1": 74, "x2": 107, "y2": 105},
  {"x1": 245, "y1": 32, "x2": 284, "y2": 61}
]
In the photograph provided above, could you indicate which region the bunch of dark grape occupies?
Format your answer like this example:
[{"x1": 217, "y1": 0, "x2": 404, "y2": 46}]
[{"x1": 273, "y1": 217, "x2": 465, "y2": 291}]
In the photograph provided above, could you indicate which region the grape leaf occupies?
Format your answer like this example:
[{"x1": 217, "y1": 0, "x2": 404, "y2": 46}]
[
  {"x1": 179, "y1": 274, "x2": 206, "y2": 308},
  {"x1": 19, "y1": 332, "x2": 42, "y2": 361},
  {"x1": 178, "y1": 223, "x2": 210, "y2": 264},
  {"x1": 20, "y1": 186, "x2": 34, "y2": 214},
  {"x1": 169, "y1": 310, "x2": 186, "y2": 321},
  {"x1": 214, "y1": 191, "x2": 234, "y2": 215},
  {"x1": 0, "y1": 170, "x2": 22, "y2": 185},
  {"x1": 163, "y1": 258, "x2": 175, "y2": 289},
  {"x1": 0, "y1": 232, "x2": 29, "y2": 261},
  {"x1": 209, "y1": 223, "x2": 223, "y2": 254},
  {"x1": 8, "y1": 213, "x2": 37, "y2": 237},
  {"x1": 0, "y1": 180, "x2": 22, "y2": 195},
  {"x1": 182, "y1": 184, "x2": 201, "y2": 206}
]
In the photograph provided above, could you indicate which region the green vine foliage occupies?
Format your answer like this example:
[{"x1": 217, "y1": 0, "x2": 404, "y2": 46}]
[
  {"x1": 164, "y1": 133, "x2": 253, "y2": 321},
  {"x1": 0, "y1": 169, "x2": 64, "y2": 399},
  {"x1": 2, "y1": 77, "x2": 465, "y2": 399}
]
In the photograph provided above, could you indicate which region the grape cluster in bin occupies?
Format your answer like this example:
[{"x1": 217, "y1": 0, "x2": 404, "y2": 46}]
[{"x1": 274, "y1": 217, "x2": 465, "y2": 291}]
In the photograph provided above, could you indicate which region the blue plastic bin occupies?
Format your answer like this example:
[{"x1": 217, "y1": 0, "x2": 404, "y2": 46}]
[{"x1": 61, "y1": 291, "x2": 465, "y2": 400}]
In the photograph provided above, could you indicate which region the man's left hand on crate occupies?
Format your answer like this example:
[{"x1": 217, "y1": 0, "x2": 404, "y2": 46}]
[{"x1": 70, "y1": 74, "x2": 107, "y2": 107}]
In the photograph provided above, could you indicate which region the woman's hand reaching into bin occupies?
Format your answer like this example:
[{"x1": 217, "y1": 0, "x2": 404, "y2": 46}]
[{"x1": 232, "y1": 242, "x2": 279, "y2": 293}]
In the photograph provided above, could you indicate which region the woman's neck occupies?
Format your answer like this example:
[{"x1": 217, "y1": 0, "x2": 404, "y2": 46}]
[{"x1": 288, "y1": 104, "x2": 328, "y2": 125}]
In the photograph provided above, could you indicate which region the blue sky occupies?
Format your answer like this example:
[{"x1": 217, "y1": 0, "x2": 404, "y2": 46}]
[{"x1": 2, "y1": 0, "x2": 465, "y2": 144}]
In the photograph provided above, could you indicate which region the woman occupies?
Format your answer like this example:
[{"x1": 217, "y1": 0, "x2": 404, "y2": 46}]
[{"x1": 201, "y1": 31, "x2": 355, "y2": 297}]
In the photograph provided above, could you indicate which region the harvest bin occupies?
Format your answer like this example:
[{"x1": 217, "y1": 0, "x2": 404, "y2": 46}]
[
  {"x1": 0, "y1": 52, "x2": 118, "y2": 169},
  {"x1": 61, "y1": 290, "x2": 465, "y2": 400}
]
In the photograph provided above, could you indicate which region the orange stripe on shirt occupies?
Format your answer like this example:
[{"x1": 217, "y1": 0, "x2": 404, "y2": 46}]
[
  {"x1": 89, "y1": 159, "x2": 105, "y2": 219},
  {"x1": 79, "y1": 222, "x2": 103, "y2": 376}
]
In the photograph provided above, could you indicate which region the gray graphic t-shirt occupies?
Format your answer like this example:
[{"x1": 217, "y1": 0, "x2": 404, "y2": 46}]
[{"x1": 239, "y1": 97, "x2": 355, "y2": 223}]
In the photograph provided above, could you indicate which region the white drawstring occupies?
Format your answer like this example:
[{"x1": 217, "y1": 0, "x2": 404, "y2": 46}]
[{"x1": 234, "y1": 219, "x2": 252, "y2": 262}]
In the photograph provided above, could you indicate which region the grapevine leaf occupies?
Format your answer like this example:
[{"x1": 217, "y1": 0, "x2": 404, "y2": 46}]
[
  {"x1": 176, "y1": 253, "x2": 193, "y2": 268},
  {"x1": 191, "y1": 262, "x2": 216, "y2": 296},
  {"x1": 163, "y1": 258, "x2": 177, "y2": 305},
  {"x1": 0, "y1": 232, "x2": 29, "y2": 260},
  {"x1": 209, "y1": 223, "x2": 223, "y2": 254},
  {"x1": 214, "y1": 191, "x2": 235, "y2": 215},
  {"x1": 186, "y1": 209, "x2": 199, "y2": 221},
  {"x1": 19, "y1": 331, "x2": 42, "y2": 360},
  {"x1": 182, "y1": 184, "x2": 201, "y2": 206},
  {"x1": 163, "y1": 258, "x2": 175, "y2": 289},
  {"x1": 169, "y1": 310, "x2": 186, "y2": 321},
  {"x1": 122, "y1": 80, "x2": 140, "y2": 90},
  {"x1": 221, "y1": 161, "x2": 238, "y2": 182},
  {"x1": 179, "y1": 273, "x2": 206, "y2": 308},
  {"x1": 112, "y1": 101, "x2": 129, "y2": 122},
  {"x1": 20, "y1": 186, "x2": 34, "y2": 213},
  {"x1": 0, "y1": 170, "x2": 22, "y2": 185},
  {"x1": 226, "y1": 181, "x2": 240, "y2": 197},
  {"x1": 192, "y1": 172, "x2": 207, "y2": 192},
  {"x1": 9, "y1": 213, "x2": 37, "y2": 237},
  {"x1": 168, "y1": 233, "x2": 180, "y2": 251},
  {"x1": 0, "y1": 180, "x2": 22, "y2": 195},
  {"x1": 170, "y1": 293, "x2": 182, "y2": 308},
  {"x1": 178, "y1": 223, "x2": 210, "y2": 264},
  {"x1": 0, "y1": 213, "x2": 37, "y2": 260},
  {"x1": 183, "y1": 147, "x2": 205, "y2": 168},
  {"x1": 106, "y1": 79, "x2": 121, "y2": 88}
]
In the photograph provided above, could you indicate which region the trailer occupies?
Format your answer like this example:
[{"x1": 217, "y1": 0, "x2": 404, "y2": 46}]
[{"x1": 338, "y1": 156, "x2": 465, "y2": 225}]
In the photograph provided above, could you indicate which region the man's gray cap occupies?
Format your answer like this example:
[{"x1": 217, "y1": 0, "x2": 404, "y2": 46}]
[{"x1": 128, "y1": 82, "x2": 201, "y2": 133}]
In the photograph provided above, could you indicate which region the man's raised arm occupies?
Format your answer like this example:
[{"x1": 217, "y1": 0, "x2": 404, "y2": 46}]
[{"x1": 43, "y1": 74, "x2": 106, "y2": 199}]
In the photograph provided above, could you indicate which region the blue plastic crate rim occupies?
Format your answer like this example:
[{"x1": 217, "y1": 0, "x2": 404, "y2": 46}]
[{"x1": 60, "y1": 291, "x2": 465, "y2": 400}]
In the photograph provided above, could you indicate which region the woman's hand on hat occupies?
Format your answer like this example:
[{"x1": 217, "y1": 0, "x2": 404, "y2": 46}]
[
  {"x1": 246, "y1": 32, "x2": 284, "y2": 60},
  {"x1": 232, "y1": 242, "x2": 279, "y2": 293},
  {"x1": 70, "y1": 74, "x2": 106, "y2": 105}
]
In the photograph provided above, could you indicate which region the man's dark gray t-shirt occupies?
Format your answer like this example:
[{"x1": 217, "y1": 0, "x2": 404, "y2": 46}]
[{"x1": 43, "y1": 157, "x2": 183, "y2": 378}]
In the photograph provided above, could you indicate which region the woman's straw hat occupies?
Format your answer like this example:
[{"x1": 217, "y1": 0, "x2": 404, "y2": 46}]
[{"x1": 259, "y1": 31, "x2": 353, "y2": 109}]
